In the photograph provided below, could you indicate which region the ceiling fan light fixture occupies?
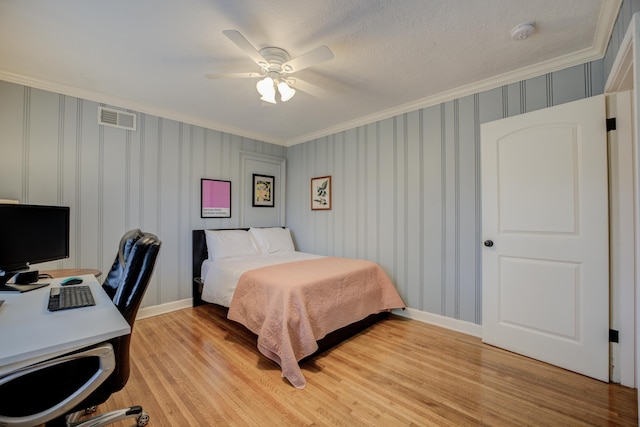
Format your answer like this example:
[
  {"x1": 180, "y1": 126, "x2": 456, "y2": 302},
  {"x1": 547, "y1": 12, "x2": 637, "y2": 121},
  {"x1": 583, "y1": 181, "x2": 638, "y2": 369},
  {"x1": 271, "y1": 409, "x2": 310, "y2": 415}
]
[
  {"x1": 256, "y1": 77, "x2": 277, "y2": 103},
  {"x1": 256, "y1": 76, "x2": 274, "y2": 96},
  {"x1": 218, "y1": 30, "x2": 334, "y2": 104},
  {"x1": 277, "y1": 81, "x2": 296, "y2": 102},
  {"x1": 260, "y1": 93, "x2": 277, "y2": 104}
]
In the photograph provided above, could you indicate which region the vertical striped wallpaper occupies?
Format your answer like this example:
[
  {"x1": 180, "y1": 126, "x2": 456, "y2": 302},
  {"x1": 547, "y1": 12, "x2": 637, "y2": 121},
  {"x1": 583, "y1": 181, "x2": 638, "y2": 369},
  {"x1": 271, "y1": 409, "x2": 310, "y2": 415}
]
[
  {"x1": 0, "y1": 81, "x2": 286, "y2": 309},
  {"x1": 286, "y1": 60, "x2": 605, "y2": 325},
  {"x1": 0, "y1": 0, "x2": 633, "y2": 322}
]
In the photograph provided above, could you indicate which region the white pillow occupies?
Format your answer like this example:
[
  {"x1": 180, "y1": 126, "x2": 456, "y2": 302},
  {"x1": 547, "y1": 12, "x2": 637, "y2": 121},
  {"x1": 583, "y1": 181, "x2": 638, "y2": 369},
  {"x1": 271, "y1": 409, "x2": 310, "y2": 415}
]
[
  {"x1": 249, "y1": 227, "x2": 295, "y2": 254},
  {"x1": 204, "y1": 229, "x2": 259, "y2": 260}
]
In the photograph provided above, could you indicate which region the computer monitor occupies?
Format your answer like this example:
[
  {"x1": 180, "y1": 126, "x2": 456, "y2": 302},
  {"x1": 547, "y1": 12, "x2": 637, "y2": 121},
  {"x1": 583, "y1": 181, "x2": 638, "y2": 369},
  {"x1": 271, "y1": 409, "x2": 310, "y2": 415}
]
[{"x1": 0, "y1": 204, "x2": 70, "y2": 286}]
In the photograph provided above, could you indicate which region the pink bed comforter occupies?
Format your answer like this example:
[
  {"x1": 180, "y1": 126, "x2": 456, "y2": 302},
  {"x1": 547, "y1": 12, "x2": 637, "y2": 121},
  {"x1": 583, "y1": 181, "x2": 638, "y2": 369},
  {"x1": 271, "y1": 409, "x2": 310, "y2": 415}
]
[{"x1": 227, "y1": 256, "x2": 405, "y2": 389}]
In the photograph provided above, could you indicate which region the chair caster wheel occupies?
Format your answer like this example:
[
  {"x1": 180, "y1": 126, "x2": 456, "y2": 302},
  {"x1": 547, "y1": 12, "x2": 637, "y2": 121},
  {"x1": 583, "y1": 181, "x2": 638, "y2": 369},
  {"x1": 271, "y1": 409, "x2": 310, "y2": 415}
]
[
  {"x1": 137, "y1": 411, "x2": 150, "y2": 426},
  {"x1": 84, "y1": 405, "x2": 97, "y2": 414}
]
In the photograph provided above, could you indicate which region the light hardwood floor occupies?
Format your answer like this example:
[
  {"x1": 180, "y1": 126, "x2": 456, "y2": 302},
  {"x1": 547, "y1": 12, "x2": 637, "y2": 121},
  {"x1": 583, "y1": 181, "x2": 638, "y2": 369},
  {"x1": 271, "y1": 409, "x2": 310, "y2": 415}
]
[{"x1": 94, "y1": 304, "x2": 637, "y2": 426}]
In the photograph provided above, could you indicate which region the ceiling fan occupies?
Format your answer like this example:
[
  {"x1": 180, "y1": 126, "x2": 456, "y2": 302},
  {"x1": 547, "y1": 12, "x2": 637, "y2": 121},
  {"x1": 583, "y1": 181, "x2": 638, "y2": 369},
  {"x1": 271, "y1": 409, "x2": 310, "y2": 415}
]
[{"x1": 205, "y1": 30, "x2": 334, "y2": 104}]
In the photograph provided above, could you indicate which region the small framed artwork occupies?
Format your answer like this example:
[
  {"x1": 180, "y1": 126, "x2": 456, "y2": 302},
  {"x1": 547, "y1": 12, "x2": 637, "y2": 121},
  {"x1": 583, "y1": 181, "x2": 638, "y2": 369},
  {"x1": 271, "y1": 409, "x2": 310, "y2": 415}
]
[
  {"x1": 311, "y1": 176, "x2": 332, "y2": 210},
  {"x1": 201, "y1": 179, "x2": 231, "y2": 218},
  {"x1": 252, "y1": 174, "x2": 275, "y2": 207}
]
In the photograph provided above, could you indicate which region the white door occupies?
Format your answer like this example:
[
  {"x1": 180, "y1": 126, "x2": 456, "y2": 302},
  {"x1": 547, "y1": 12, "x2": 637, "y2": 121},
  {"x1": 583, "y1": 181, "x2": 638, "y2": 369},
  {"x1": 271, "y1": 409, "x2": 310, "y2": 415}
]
[{"x1": 481, "y1": 94, "x2": 609, "y2": 382}]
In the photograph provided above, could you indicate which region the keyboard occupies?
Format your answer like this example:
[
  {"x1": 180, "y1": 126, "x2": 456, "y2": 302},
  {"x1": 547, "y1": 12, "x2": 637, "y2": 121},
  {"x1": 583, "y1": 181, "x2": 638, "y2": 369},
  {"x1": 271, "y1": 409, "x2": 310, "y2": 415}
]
[{"x1": 48, "y1": 285, "x2": 96, "y2": 311}]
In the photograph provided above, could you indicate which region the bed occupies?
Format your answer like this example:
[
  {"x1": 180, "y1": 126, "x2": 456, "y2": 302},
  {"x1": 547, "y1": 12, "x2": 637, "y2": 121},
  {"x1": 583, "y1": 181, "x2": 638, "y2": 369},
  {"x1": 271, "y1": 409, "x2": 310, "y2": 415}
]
[{"x1": 192, "y1": 227, "x2": 405, "y2": 388}]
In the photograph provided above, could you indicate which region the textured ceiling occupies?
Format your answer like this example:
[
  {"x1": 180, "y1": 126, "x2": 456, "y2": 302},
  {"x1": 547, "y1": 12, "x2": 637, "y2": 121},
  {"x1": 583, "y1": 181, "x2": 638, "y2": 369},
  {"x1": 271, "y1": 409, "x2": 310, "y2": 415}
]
[{"x1": 0, "y1": 0, "x2": 621, "y2": 146}]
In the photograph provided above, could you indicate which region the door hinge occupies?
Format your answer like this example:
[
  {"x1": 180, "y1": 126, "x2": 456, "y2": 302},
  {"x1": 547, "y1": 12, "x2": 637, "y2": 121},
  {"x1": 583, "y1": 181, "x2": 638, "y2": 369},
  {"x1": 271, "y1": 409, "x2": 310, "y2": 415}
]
[
  {"x1": 606, "y1": 117, "x2": 617, "y2": 132},
  {"x1": 609, "y1": 329, "x2": 619, "y2": 343}
]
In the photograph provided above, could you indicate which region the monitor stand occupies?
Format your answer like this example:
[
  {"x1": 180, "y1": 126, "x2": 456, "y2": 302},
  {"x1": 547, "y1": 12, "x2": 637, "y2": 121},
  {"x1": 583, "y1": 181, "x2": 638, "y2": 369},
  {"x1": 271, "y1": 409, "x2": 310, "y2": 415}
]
[
  {"x1": 0, "y1": 270, "x2": 48, "y2": 293},
  {"x1": 0, "y1": 266, "x2": 32, "y2": 289},
  {"x1": 0, "y1": 272, "x2": 16, "y2": 292},
  {"x1": 13, "y1": 270, "x2": 39, "y2": 284}
]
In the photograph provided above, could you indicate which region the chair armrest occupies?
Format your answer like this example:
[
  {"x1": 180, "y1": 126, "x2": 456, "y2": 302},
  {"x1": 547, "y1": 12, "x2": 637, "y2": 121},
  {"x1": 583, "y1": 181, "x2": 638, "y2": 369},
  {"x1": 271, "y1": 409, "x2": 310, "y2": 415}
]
[{"x1": 0, "y1": 343, "x2": 115, "y2": 427}]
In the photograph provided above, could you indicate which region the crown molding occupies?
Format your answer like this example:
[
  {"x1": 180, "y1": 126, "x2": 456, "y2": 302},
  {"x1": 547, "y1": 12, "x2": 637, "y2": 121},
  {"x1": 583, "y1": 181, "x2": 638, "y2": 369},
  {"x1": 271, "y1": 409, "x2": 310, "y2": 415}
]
[
  {"x1": 286, "y1": 47, "x2": 614, "y2": 147},
  {"x1": 284, "y1": 0, "x2": 622, "y2": 147},
  {"x1": 0, "y1": 0, "x2": 622, "y2": 149},
  {"x1": 0, "y1": 70, "x2": 286, "y2": 146},
  {"x1": 0, "y1": 39, "x2": 610, "y2": 150},
  {"x1": 605, "y1": 9, "x2": 635, "y2": 93}
]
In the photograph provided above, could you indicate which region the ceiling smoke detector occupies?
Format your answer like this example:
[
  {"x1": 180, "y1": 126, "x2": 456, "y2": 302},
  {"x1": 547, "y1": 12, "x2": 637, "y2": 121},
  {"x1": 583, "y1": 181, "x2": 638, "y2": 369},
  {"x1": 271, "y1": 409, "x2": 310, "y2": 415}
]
[{"x1": 511, "y1": 22, "x2": 536, "y2": 41}]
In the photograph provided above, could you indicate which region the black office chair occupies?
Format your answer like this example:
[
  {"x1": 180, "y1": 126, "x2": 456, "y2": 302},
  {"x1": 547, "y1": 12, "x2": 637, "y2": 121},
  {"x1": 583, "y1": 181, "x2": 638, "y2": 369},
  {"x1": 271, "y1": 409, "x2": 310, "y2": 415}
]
[{"x1": 0, "y1": 229, "x2": 161, "y2": 427}]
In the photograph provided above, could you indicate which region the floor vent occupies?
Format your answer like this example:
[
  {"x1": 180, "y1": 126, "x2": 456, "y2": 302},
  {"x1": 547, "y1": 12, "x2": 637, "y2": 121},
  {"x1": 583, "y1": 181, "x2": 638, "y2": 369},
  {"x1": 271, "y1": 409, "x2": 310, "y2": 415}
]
[{"x1": 98, "y1": 107, "x2": 137, "y2": 131}]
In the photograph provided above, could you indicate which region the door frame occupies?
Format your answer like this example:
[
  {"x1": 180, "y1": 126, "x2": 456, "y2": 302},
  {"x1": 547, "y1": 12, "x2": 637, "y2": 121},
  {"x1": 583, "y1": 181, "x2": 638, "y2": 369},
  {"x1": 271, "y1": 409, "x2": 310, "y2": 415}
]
[
  {"x1": 604, "y1": 11, "x2": 640, "y2": 413},
  {"x1": 606, "y1": 91, "x2": 635, "y2": 387}
]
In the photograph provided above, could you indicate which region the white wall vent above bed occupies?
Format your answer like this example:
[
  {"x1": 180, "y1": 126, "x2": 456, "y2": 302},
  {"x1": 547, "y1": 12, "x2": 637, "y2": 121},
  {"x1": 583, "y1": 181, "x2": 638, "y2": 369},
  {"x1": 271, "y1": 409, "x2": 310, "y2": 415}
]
[{"x1": 98, "y1": 107, "x2": 137, "y2": 131}]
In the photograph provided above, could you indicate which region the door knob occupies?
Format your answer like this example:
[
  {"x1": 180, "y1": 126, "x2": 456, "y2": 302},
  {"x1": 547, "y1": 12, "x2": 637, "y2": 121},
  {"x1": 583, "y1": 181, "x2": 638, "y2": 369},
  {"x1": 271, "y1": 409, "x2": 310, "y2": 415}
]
[{"x1": 484, "y1": 240, "x2": 494, "y2": 247}]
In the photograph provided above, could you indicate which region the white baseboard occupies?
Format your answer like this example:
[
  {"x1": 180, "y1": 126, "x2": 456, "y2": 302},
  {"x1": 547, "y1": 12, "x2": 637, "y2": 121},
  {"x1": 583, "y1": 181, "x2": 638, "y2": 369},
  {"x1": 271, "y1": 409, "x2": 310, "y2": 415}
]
[
  {"x1": 137, "y1": 298, "x2": 193, "y2": 320},
  {"x1": 136, "y1": 299, "x2": 482, "y2": 339},
  {"x1": 392, "y1": 307, "x2": 482, "y2": 338}
]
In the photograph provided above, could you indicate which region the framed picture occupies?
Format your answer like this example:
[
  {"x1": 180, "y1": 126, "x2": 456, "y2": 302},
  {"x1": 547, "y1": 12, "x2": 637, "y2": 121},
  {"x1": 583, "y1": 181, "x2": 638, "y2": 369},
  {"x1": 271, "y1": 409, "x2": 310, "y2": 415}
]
[
  {"x1": 201, "y1": 179, "x2": 231, "y2": 218},
  {"x1": 252, "y1": 174, "x2": 275, "y2": 207},
  {"x1": 311, "y1": 176, "x2": 332, "y2": 210}
]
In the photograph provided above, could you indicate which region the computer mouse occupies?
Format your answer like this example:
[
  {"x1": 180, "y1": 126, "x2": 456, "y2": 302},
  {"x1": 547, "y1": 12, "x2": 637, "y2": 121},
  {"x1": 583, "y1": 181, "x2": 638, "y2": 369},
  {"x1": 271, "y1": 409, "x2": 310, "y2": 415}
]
[{"x1": 61, "y1": 277, "x2": 83, "y2": 286}]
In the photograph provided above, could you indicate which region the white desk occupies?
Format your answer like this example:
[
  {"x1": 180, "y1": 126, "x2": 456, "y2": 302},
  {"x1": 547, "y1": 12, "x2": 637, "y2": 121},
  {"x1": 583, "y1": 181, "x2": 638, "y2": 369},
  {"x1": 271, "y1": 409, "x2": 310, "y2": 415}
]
[{"x1": 0, "y1": 274, "x2": 130, "y2": 377}]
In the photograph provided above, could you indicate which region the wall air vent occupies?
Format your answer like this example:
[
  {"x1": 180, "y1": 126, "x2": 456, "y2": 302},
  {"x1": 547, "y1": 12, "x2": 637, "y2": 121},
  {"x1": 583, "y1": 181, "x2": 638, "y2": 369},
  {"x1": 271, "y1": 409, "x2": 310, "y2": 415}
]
[{"x1": 98, "y1": 107, "x2": 137, "y2": 131}]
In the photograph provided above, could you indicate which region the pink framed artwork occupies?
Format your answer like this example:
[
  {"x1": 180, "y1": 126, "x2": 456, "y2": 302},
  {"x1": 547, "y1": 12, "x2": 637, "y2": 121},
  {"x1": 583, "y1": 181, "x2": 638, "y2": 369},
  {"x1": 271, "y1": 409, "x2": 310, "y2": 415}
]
[{"x1": 201, "y1": 179, "x2": 231, "y2": 218}]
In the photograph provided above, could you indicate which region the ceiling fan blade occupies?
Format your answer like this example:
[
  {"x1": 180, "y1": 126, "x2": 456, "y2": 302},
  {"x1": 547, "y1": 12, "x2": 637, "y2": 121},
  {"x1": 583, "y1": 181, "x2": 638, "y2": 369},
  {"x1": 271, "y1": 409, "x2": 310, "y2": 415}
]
[
  {"x1": 205, "y1": 72, "x2": 262, "y2": 79},
  {"x1": 282, "y1": 46, "x2": 333, "y2": 73},
  {"x1": 222, "y1": 30, "x2": 267, "y2": 67},
  {"x1": 287, "y1": 78, "x2": 329, "y2": 98}
]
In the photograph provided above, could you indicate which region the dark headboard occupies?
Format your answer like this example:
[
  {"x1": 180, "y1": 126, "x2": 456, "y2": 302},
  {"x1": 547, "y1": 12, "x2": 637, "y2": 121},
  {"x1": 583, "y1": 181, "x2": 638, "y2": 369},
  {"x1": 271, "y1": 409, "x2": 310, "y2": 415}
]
[
  {"x1": 192, "y1": 229, "x2": 207, "y2": 282},
  {"x1": 192, "y1": 227, "x2": 287, "y2": 306},
  {"x1": 192, "y1": 228, "x2": 249, "y2": 306}
]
